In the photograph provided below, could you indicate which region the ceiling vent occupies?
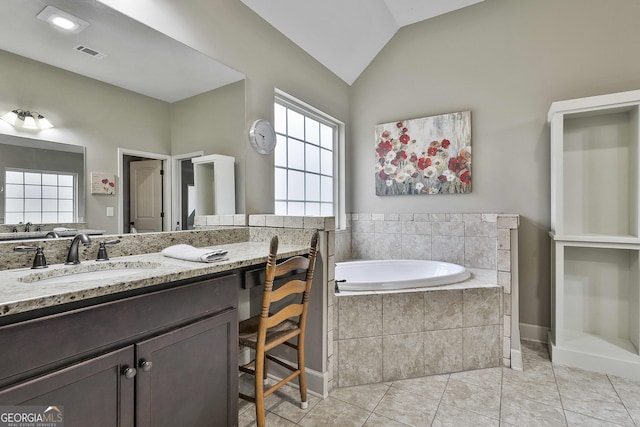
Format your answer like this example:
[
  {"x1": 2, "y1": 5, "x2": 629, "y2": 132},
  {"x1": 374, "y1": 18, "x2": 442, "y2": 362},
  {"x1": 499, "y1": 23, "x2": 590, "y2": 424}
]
[{"x1": 74, "y1": 45, "x2": 106, "y2": 59}]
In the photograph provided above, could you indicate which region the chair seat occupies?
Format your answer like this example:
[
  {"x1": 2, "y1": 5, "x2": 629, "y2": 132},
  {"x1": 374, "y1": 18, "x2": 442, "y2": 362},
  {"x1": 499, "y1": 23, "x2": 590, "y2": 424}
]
[{"x1": 239, "y1": 315, "x2": 299, "y2": 349}]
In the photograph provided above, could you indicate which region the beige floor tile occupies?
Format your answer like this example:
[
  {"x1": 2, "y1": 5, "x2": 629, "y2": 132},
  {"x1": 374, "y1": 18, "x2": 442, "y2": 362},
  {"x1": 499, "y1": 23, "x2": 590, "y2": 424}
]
[
  {"x1": 449, "y1": 367, "x2": 503, "y2": 390},
  {"x1": 440, "y1": 377, "x2": 501, "y2": 419},
  {"x1": 565, "y1": 410, "x2": 627, "y2": 426},
  {"x1": 609, "y1": 374, "x2": 640, "y2": 425},
  {"x1": 329, "y1": 382, "x2": 391, "y2": 412},
  {"x1": 372, "y1": 386, "x2": 439, "y2": 426},
  {"x1": 239, "y1": 375, "x2": 321, "y2": 424},
  {"x1": 500, "y1": 395, "x2": 566, "y2": 426},
  {"x1": 521, "y1": 341, "x2": 552, "y2": 368},
  {"x1": 554, "y1": 366, "x2": 635, "y2": 426},
  {"x1": 362, "y1": 413, "x2": 411, "y2": 426},
  {"x1": 502, "y1": 365, "x2": 562, "y2": 408},
  {"x1": 432, "y1": 403, "x2": 499, "y2": 426},
  {"x1": 389, "y1": 373, "x2": 449, "y2": 401},
  {"x1": 298, "y1": 397, "x2": 371, "y2": 426},
  {"x1": 266, "y1": 384, "x2": 322, "y2": 423},
  {"x1": 238, "y1": 406, "x2": 298, "y2": 427}
]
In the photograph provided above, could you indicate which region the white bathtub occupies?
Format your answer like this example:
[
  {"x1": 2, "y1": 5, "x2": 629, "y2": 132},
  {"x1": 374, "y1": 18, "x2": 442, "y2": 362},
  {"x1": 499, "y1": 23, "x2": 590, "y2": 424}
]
[{"x1": 335, "y1": 259, "x2": 471, "y2": 292}]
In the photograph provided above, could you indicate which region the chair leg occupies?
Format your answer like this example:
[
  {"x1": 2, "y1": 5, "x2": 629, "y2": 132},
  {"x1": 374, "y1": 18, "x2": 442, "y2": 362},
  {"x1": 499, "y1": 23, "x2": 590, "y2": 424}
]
[
  {"x1": 298, "y1": 339, "x2": 308, "y2": 409},
  {"x1": 254, "y1": 354, "x2": 266, "y2": 427}
]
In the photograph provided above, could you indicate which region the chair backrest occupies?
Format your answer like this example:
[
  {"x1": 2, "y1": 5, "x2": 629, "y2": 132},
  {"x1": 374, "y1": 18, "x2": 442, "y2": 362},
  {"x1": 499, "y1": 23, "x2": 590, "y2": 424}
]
[{"x1": 259, "y1": 231, "x2": 319, "y2": 338}]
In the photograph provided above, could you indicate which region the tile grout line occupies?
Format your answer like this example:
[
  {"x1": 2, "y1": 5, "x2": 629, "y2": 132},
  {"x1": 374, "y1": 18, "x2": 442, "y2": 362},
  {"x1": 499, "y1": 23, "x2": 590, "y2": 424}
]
[
  {"x1": 430, "y1": 374, "x2": 452, "y2": 426},
  {"x1": 606, "y1": 375, "x2": 638, "y2": 427}
]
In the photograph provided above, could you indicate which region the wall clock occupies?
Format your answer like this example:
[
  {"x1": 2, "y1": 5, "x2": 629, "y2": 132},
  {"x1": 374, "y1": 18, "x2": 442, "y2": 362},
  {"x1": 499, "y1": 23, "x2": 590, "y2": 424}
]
[{"x1": 249, "y1": 119, "x2": 277, "y2": 154}]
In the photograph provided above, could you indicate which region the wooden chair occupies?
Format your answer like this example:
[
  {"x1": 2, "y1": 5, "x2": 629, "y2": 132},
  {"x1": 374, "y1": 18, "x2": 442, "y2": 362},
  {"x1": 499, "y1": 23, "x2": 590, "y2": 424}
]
[{"x1": 238, "y1": 231, "x2": 319, "y2": 427}]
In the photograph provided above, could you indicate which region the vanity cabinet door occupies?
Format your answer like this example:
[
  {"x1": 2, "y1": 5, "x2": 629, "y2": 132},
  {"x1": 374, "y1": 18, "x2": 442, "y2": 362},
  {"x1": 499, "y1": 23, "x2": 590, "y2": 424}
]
[
  {"x1": 135, "y1": 309, "x2": 238, "y2": 427},
  {"x1": 0, "y1": 346, "x2": 135, "y2": 427}
]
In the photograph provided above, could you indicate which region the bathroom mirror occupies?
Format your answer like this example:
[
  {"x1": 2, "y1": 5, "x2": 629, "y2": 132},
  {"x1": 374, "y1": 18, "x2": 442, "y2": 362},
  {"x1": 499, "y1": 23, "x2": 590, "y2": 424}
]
[
  {"x1": 0, "y1": 0, "x2": 246, "y2": 234},
  {"x1": 0, "y1": 135, "x2": 85, "y2": 225}
]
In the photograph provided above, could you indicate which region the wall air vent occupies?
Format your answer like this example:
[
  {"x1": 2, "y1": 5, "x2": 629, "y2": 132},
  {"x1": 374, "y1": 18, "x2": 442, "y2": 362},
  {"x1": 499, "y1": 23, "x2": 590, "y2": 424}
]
[{"x1": 74, "y1": 45, "x2": 106, "y2": 59}]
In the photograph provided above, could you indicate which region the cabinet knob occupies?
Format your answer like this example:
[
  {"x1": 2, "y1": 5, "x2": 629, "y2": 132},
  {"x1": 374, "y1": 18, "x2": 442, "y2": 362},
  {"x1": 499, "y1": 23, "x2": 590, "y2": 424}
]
[
  {"x1": 139, "y1": 359, "x2": 153, "y2": 372},
  {"x1": 122, "y1": 366, "x2": 137, "y2": 379}
]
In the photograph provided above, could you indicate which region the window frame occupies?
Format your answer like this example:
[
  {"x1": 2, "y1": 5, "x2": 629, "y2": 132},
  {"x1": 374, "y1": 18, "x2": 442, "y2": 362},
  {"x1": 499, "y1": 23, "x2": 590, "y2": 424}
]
[{"x1": 274, "y1": 92, "x2": 343, "y2": 225}]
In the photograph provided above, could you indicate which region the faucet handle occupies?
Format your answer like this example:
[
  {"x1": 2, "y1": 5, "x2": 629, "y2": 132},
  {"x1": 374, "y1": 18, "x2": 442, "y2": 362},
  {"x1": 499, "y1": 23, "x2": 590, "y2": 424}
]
[
  {"x1": 14, "y1": 246, "x2": 48, "y2": 269},
  {"x1": 96, "y1": 239, "x2": 121, "y2": 261}
]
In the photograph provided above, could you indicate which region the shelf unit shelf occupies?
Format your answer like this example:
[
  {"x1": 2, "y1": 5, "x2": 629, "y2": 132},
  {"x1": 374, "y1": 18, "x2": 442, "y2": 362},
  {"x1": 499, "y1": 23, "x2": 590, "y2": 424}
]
[{"x1": 549, "y1": 90, "x2": 640, "y2": 380}]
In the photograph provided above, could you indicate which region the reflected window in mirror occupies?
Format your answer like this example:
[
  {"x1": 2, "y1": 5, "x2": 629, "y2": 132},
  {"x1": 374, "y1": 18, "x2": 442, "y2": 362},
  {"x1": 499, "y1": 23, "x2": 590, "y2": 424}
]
[{"x1": 5, "y1": 169, "x2": 76, "y2": 224}]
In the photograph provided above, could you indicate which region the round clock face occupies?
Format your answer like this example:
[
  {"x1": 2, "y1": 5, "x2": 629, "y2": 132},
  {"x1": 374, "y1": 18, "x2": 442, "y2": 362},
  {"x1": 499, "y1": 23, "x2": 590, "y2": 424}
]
[{"x1": 249, "y1": 119, "x2": 277, "y2": 154}]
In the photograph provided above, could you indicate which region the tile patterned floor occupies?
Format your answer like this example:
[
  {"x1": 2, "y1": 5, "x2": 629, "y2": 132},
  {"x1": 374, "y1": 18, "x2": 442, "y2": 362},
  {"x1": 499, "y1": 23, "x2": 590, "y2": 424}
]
[{"x1": 238, "y1": 341, "x2": 640, "y2": 426}]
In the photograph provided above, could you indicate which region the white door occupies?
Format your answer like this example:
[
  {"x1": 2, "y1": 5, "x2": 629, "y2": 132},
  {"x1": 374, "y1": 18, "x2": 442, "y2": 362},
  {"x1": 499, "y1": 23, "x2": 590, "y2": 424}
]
[{"x1": 130, "y1": 159, "x2": 163, "y2": 232}]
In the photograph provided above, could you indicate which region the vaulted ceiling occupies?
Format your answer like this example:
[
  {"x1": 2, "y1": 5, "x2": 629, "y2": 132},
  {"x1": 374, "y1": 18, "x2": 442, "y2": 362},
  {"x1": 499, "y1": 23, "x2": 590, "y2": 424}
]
[{"x1": 240, "y1": 0, "x2": 485, "y2": 84}]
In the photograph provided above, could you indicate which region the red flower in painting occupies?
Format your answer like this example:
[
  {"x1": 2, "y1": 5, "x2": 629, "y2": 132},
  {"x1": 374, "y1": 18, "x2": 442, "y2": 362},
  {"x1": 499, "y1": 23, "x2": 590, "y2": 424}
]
[
  {"x1": 399, "y1": 134, "x2": 410, "y2": 144},
  {"x1": 460, "y1": 170, "x2": 471, "y2": 184},
  {"x1": 381, "y1": 130, "x2": 390, "y2": 139},
  {"x1": 448, "y1": 157, "x2": 461, "y2": 172},
  {"x1": 427, "y1": 146, "x2": 438, "y2": 156},
  {"x1": 376, "y1": 140, "x2": 393, "y2": 157},
  {"x1": 448, "y1": 156, "x2": 467, "y2": 173},
  {"x1": 402, "y1": 127, "x2": 408, "y2": 133},
  {"x1": 441, "y1": 139, "x2": 450, "y2": 148},
  {"x1": 438, "y1": 175, "x2": 447, "y2": 183},
  {"x1": 409, "y1": 153, "x2": 418, "y2": 163},
  {"x1": 417, "y1": 157, "x2": 431, "y2": 170},
  {"x1": 396, "y1": 121, "x2": 403, "y2": 128},
  {"x1": 109, "y1": 182, "x2": 115, "y2": 187},
  {"x1": 101, "y1": 178, "x2": 109, "y2": 184},
  {"x1": 396, "y1": 150, "x2": 407, "y2": 160}
]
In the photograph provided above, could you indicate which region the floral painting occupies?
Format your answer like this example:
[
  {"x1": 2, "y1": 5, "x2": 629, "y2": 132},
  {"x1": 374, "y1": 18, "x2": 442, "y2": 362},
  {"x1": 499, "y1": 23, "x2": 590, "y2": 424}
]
[
  {"x1": 91, "y1": 172, "x2": 116, "y2": 195},
  {"x1": 375, "y1": 111, "x2": 471, "y2": 195}
]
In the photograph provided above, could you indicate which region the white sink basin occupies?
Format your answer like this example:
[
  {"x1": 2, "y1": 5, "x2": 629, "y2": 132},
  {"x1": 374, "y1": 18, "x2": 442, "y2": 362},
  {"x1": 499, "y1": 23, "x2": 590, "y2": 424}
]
[{"x1": 19, "y1": 261, "x2": 161, "y2": 284}]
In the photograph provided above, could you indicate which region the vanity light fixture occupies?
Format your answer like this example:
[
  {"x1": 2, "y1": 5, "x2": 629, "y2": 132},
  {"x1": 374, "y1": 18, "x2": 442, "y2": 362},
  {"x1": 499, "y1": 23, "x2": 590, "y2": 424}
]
[
  {"x1": 36, "y1": 5, "x2": 89, "y2": 34},
  {"x1": 1, "y1": 109, "x2": 54, "y2": 130}
]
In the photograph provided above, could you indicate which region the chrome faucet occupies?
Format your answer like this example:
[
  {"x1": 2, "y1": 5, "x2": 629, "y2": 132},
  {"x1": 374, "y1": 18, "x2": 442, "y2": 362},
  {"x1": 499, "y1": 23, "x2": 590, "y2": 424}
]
[
  {"x1": 65, "y1": 233, "x2": 92, "y2": 265},
  {"x1": 24, "y1": 222, "x2": 32, "y2": 232}
]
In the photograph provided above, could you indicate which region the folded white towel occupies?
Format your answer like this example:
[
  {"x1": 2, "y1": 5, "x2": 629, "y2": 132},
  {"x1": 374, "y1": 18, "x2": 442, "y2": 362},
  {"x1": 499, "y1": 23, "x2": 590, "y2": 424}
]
[
  {"x1": 53, "y1": 227, "x2": 77, "y2": 232},
  {"x1": 161, "y1": 244, "x2": 228, "y2": 263}
]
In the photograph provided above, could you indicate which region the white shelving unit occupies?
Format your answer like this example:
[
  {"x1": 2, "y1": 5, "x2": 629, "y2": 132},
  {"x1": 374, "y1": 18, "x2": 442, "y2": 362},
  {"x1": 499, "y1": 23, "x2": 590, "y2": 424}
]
[{"x1": 548, "y1": 90, "x2": 640, "y2": 380}]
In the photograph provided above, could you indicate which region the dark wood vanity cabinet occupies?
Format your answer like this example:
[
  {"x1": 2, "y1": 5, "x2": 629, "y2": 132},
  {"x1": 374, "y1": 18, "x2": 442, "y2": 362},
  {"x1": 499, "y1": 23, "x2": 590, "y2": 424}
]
[{"x1": 0, "y1": 274, "x2": 239, "y2": 427}]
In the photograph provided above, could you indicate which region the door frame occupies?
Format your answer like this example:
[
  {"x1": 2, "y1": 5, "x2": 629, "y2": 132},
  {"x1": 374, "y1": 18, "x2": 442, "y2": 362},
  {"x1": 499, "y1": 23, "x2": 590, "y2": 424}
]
[
  {"x1": 118, "y1": 148, "x2": 172, "y2": 234},
  {"x1": 171, "y1": 151, "x2": 203, "y2": 231}
]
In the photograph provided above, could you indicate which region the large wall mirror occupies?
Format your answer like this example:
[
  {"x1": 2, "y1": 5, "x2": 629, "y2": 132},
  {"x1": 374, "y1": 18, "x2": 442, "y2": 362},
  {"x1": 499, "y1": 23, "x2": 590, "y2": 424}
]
[{"x1": 0, "y1": 0, "x2": 246, "y2": 235}]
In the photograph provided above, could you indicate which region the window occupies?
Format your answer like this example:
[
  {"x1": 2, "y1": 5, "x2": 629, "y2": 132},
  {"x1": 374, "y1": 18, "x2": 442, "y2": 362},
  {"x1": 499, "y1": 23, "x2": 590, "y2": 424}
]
[
  {"x1": 274, "y1": 96, "x2": 337, "y2": 217},
  {"x1": 4, "y1": 169, "x2": 76, "y2": 224}
]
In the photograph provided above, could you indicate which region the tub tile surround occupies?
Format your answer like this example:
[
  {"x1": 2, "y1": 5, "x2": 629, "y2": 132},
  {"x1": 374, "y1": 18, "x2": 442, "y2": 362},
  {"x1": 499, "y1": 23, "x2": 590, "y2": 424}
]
[
  {"x1": 336, "y1": 286, "x2": 503, "y2": 386},
  {"x1": 334, "y1": 212, "x2": 520, "y2": 387}
]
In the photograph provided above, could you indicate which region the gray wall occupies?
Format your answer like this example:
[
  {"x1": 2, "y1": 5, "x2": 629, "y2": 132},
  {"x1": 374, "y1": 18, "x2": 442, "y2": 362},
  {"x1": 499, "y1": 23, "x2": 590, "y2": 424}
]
[
  {"x1": 171, "y1": 80, "x2": 247, "y2": 214},
  {"x1": 349, "y1": 0, "x2": 640, "y2": 328},
  {"x1": 99, "y1": 0, "x2": 351, "y2": 215},
  {"x1": 0, "y1": 49, "x2": 171, "y2": 233}
]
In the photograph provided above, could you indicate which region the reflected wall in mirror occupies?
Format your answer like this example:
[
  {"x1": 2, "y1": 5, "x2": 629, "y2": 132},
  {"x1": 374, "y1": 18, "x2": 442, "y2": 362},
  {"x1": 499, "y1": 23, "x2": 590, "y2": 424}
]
[
  {"x1": 0, "y1": 0, "x2": 246, "y2": 235},
  {"x1": 0, "y1": 135, "x2": 85, "y2": 225}
]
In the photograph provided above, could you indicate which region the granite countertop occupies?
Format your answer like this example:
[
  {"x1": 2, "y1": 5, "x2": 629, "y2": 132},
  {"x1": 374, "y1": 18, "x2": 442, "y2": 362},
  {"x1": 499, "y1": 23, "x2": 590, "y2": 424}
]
[
  {"x1": 0, "y1": 241, "x2": 308, "y2": 318},
  {"x1": 0, "y1": 229, "x2": 106, "y2": 241}
]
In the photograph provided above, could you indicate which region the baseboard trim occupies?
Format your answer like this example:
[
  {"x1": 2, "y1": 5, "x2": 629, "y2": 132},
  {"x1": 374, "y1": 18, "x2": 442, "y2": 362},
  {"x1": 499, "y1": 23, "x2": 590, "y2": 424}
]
[
  {"x1": 520, "y1": 323, "x2": 549, "y2": 343},
  {"x1": 266, "y1": 365, "x2": 328, "y2": 398}
]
